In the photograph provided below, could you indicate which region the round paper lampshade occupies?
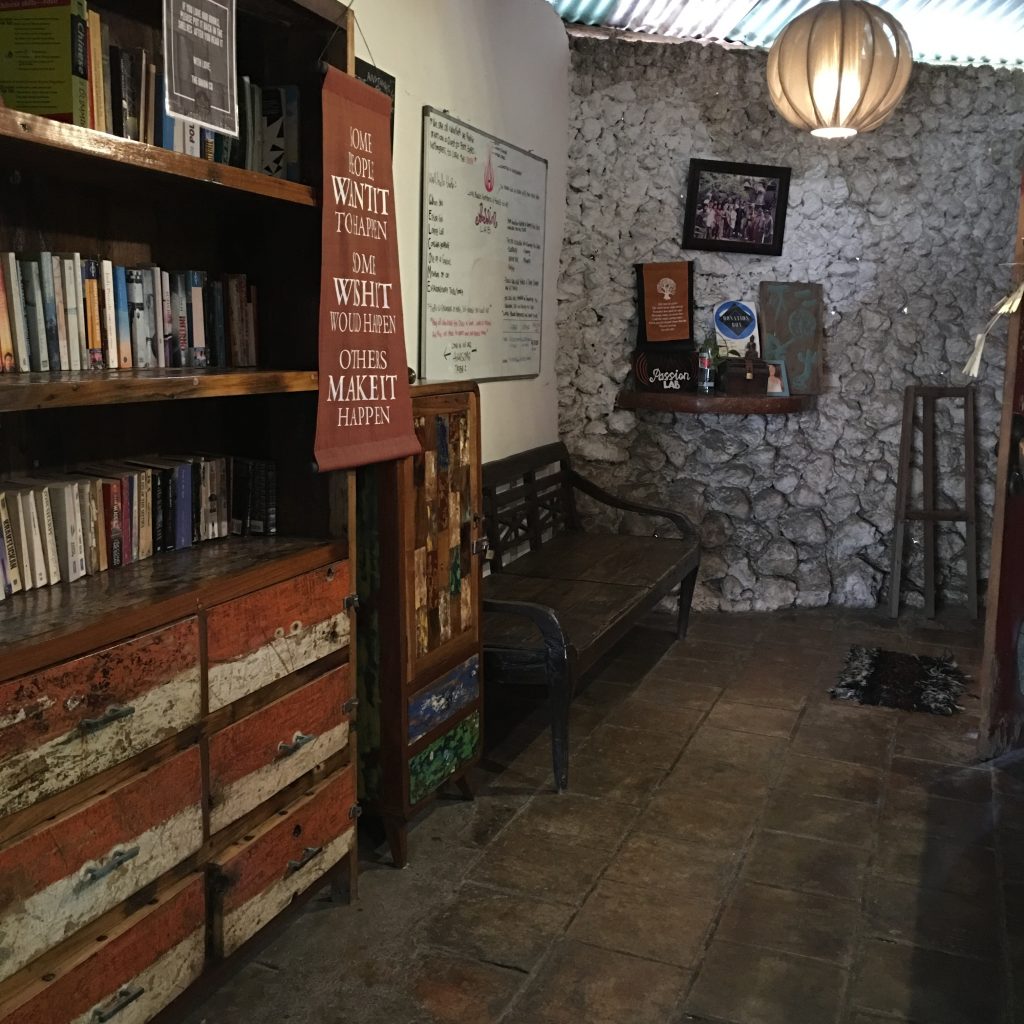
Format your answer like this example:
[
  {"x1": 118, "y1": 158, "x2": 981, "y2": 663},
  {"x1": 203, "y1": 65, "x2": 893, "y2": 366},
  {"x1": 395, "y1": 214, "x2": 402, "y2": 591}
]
[{"x1": 767, "y1": 0, "x2": 913, "y2": 138}]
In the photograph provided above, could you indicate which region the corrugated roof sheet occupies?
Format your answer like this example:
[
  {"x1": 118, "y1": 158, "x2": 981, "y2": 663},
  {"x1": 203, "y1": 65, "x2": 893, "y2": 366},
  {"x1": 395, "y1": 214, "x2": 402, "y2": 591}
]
[{"x1": 549, "y1": 0, "x2": 1024, "y2": 67}]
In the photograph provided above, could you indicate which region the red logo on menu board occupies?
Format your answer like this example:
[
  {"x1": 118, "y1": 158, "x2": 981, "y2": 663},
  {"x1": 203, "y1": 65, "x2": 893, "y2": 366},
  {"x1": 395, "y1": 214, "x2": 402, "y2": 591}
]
[{"x1": 484, "y1": 151, "x2": 494, "y2": 193}]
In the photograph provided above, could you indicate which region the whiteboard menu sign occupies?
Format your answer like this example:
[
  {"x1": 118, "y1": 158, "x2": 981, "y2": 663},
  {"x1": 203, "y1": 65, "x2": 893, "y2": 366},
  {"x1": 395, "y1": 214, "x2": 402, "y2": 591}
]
[{"x1": 420, "y1": 108, "x2": 546, "y2": 381}]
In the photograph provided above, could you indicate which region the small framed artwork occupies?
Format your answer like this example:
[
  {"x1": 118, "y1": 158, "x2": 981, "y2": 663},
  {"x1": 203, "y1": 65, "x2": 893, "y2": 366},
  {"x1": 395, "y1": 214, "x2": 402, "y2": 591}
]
[
  {"x1": 766, "y1": 360, "x2": 790, "y2": 396},
  {"x1": 682, "y1": 159, "x2": 791, "y2": 256}
]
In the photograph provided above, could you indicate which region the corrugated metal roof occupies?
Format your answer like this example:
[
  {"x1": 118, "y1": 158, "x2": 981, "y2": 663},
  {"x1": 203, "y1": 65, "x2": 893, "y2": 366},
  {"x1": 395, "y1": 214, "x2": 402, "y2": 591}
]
[{"x1": 549, "y1": 0, "x2": 1024, "y2": 67}]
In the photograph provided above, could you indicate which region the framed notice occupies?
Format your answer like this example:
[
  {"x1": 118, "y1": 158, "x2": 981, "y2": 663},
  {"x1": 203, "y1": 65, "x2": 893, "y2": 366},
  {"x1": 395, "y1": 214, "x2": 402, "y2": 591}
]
[
  {"x1": 420, "y1": 107, "x2": 546, "y2": 382},
  {"x1": 635, "y1": 261, "x2": 694, "y2": 344},
  {"x1": 163, "y1": 0, "x2": 238, "y2": 135}
]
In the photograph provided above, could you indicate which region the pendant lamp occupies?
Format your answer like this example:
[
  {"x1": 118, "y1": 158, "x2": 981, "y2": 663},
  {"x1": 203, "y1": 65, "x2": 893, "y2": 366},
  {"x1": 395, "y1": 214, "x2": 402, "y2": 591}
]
[{"x1": 766, "y1": 0, "x2": 913, "y2": 139}]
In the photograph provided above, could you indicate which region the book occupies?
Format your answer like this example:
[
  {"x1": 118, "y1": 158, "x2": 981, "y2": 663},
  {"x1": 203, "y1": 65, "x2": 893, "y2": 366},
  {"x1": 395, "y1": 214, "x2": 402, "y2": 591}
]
[
  {"x1": 7, "y1": 480, "x2": 61, "y2": 584},
  {"x1": 261, "y1": 87, "x2": 286, "y2": 177},
  {"x1": 125, "y1": 457, "x2": 177, "y2": 551},
  {"x1": 38, "y1": 253, "x2": 61, "y2": 370},
  {"x1": 209, "y1": 279, "x2": 226, "y2": 367},
  {"x1": 1, "y1": 254, "x2": 30, "y2": 372},
  {"x1": 251, "y1": 82, "x2": 263, "y2": 175},
  {"x1": 79, "y1": 463, "x2": 132, "y2": 563},
  {"x1": 87, "y1": 9, "x2": 105, "y2": 133},
  {"x1": 108, "y1": 43, "x2": 124, "y2": 136},
  {"x1": 75, "y1": 473, "x2": 97, "y2": 574},
  {"x1": 160, "y1": 269, "x2": 174, "y2": 367},
  {"x1": 188, "y1": 271, "x2": 207, "y2": 367},
  {"x1": 225, "y1": 273, "x2": 246, "y2": 366},
  {"x1": 247, "y1": 285, "x2": 259, "y2": 364},
  {"x1": 143, "y1": 266, "x2": 160, "y2": 367},
  {"x1": 229, "y1": 456, "x2": 251, "y2": 535},
  {"x1": 61, "y1": 256, "x2": 83, "y2": 371},
  {"x1": 238, "y1": 75, "x2": 252, "y2": 169},
  {"x1": 114, "y1": 264, "x2": 132, "y2": 368},
  {"x1": 8, "y1": 488, "x2": 46, "y2": 589},
  {"x1": 0, "y1": 490, "x2": 24, "y2": 594},
  {"x1": 121, "y1": 47, "x2": 139, "y2": 141},
  {"x1": 80, "y1": 257, "x2": 104, "y2": 368},
  {"x1": 40, "y1": 478, "x2": 85, "y2": 581},
  {"x1": 125, "y1": 267, "x2": 146, "y2": 367},
  {"x1": 0, "y1": 0, "x2": 89, "y2": 127},
  {"x1": 283, "y1": 85, "x2": 300, "y2": 182},
  {"x1": 249, "y1": 460, "x2": 267, "y2": 535},
  {"x1": 184, "y1": 119, "x2": 200, "y2": 157},
  {"x1": 100, "y1": 18, "x2": 112, "y2": 135},
  {"x1": 138, "y1": 50, "x2": 150, "y2": 145},
  {"x1": 0, "y1": 262, "x2": 16, "y2": 373},
  {"x1": 171, "y1": 272, "x2": 189, "y2": 367},
  {"x1": 50, "y1": 254, "x2": 71, "y2": 370},
  {"x1": 99, "y1": 259, "x2": 117, "y2": 369},
  {"x1": 6, "y1": 490, "x2": 32, "y2": 589},
  {"x1": 19, "y1": 260, "x2": 48, "y2": 371},
  {"x1": 200, "y1": 127, "x2": 215, "y2": 160},
  {"x1": 97, "y1": 476, "x2": 122, "y2": 567}
]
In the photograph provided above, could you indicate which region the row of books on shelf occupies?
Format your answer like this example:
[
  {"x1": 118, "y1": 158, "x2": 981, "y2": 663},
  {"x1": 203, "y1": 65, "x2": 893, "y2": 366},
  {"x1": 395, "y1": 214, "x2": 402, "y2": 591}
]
[
  {"x1": 0, "y1": 2, "x2": 301, "y2": 180},
  {"x1": 0, "y1": 456, "x2": 277, "y2": 600},
  {"x1": 0, "y1": 253, "x2": 259, "y2": 374}
]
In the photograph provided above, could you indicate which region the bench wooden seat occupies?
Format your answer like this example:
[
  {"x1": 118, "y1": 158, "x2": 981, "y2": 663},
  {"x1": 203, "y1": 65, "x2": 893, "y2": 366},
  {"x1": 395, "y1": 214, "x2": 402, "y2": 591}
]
[{"x1": 481, "y1": 442, "x2": 700, "y2": 791}]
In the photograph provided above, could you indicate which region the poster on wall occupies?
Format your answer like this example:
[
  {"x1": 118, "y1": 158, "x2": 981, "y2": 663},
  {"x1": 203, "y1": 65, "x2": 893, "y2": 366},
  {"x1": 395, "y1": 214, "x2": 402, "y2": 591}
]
[
  {"x1": 759, "y1": 281, "x2": 823, "y2": 394},
  {"x1": 163, "y1": 0, "x2": 238, "y2": 135},
  {"x1": 635, "y1": 261, "x2": 694, "y2": 344},
  {"x1": 313, "y1": 68, "x2": 419, "y2": 472},
  {"x1": 419, "y1": 107, "x2": 546, "y2": 382}
]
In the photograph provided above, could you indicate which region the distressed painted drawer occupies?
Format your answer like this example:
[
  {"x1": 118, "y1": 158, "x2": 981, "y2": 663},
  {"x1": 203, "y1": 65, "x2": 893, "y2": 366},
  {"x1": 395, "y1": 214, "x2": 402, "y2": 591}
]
[
  {"x1": 210, "y1": 765, "x2": 356, "y2": 958},
  {"x1": 408, "y1": 655, "x2": 479, "y2": 743},
  {"x1": 206, "y1": 561, "x2": 351, "y2": 711},
  {"x1": 0, "y1": 619, "x2": 201, "y2": 819},
  {"x1": 408, "y1": 710, "x2": 481, "y2": 806},
  {"x1": 0, "y1": 747, "x2": 203, "y2": 985},
  {"x1": 2, "y1": 873, "x2": 205, "y2": 1024},
  {"x1": 208, "y1": 663, "x2": 353, "y2": 833}
]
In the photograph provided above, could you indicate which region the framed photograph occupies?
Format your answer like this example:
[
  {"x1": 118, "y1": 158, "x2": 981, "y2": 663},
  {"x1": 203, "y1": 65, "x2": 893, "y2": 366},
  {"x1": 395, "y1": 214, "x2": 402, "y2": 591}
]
[
  {"x1": 766, "y1": 360, "x2": 790, "y2": 396},
  {"x1": 683, "y1": 159, "x2": 791, "y2": 256}
]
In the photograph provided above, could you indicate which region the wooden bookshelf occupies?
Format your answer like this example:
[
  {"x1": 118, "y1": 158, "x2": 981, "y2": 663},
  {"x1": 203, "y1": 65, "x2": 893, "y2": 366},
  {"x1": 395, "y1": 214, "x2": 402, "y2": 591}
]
[
  {"x1": 0, "y1": 107, "x2": 319, "y2": 207},
  {"x1": 617, "y1": 390, "x2": 818, "y2": 414},
  {"x1": 0, "y1": 368, "x2": 319, "y2": 412}
]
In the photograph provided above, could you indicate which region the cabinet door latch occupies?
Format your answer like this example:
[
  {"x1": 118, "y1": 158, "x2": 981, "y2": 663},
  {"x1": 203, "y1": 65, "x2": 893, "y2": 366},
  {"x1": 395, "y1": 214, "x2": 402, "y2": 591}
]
[
  {"x1": 471, "y1": 538, "x2": 489, "y2": 557},
  {"x1": 344, "y1": 593, "x2": 360, "y2": 611},
  {"x1": 348, "y1": 803, "x2": 363, "y2": 821},
  {"x1": 342, "y1": 698, "x2": 359, "y2": 715}
]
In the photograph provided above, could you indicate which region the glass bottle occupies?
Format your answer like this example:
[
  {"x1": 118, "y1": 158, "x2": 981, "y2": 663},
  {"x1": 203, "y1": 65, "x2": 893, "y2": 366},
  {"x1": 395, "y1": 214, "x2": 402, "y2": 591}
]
[{"x1": 697, "y1": 337, "x2": 716, "y2": 395}]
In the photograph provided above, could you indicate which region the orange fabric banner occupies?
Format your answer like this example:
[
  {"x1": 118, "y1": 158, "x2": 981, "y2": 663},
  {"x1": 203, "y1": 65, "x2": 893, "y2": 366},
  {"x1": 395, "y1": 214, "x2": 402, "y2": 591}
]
[{"x1": 314, "y1": 68, "x2": 419, "y2": 471}]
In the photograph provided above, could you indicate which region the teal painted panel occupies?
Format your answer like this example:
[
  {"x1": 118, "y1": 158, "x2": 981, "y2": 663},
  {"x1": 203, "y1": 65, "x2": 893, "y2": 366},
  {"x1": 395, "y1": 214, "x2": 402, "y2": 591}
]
[{"x1": 408, "y1": 711, "x2": 480, "y2": 805}]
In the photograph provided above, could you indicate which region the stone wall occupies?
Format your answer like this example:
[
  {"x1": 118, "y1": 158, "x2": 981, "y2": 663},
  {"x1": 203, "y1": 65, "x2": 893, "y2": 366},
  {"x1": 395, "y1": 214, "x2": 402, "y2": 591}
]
[{"x1": 558, "y1": 35, "x2": 1024, "y2": 611}]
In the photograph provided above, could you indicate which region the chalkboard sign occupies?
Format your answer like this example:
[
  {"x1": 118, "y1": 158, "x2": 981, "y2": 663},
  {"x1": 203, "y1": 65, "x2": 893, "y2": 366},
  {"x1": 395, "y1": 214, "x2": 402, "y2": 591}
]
[{"x1": 419, "y1": 107, "x2": 546, "y2": 382}]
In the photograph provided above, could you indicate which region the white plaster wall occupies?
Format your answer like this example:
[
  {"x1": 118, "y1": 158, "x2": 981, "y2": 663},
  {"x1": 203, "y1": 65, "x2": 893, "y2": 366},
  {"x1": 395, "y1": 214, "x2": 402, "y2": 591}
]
[{"x1": 346, "y1": 0, "x2": 569, "y2": 460}]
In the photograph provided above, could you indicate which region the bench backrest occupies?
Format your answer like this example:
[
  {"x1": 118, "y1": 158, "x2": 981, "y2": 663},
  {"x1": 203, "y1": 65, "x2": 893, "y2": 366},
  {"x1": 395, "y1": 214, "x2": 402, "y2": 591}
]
[{"x1": 482, "y1": 442, "x2": 579, "y2": 571}]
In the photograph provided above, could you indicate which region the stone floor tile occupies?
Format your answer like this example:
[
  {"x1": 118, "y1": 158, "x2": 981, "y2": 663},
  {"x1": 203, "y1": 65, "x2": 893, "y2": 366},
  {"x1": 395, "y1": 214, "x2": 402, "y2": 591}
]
[
  {"x1": 864, "y1": 877, "x2": 1000, "y2": 960},
  {"x1": 997, "y1": 794, "x2": 1024, "y2": 837},
  {"x1": 777, "y1": 753, "x2": 885, "y2": 805},
  {"x1": 610, "y1": 698, "x2": 705, "y2": 737},
  {"x1": 563, "y1": 752, "x2": 667, "y2": 806},
  {"x1": 880, "y1": 788, "x2": 994, "y2": 846},
  {"x1": 873, "y1": 825, "x2": 996, "y2": 897},
  {"x1": 577, "y1": 722, "x2": 689, "y2": 770},
  {"x1": 573, "y1": 678, "x2": 634, "y2": 712},
  {"x1": 604, "y1": 832, "x2": 737, "y2": 899},
  {"x1": 683, "y1": 724, "x2": 788, "y2": 773},
  {"x1": 568, "y1": 879, "x2": 718, "y2": 967},
  {"x1": 514, "y1": 790, "x2": 636, "y2": 842},
  {"x1": 1001, "y1": 834, "x2": 1024, "y2": 882},
  {"x1": 633, "y1": 675, "x2": 724, "y2": 710},
  {"x1": 507, "y1": 939, "x2": 691, "y2": 1024},
  {"x1": 742, "y1": 831, "x2": 870, "y2": 901},
  {"x1": 893, "y1": 717, "x2": 981, "y2": 766},
  {"x1": 421, "y1": 884, "x2": 573, "y2": 971},
  {"x1": 763, "y1": 791, "x2": 878, "y2": 847},
  {"x1": 637, "y1": 788, "x2": 759, "y2": 848},
  {"x1": 850, "y1": 937, "x2": 1003, "y2": 1024},
  {"x1": 466, "y1": 822, "x2": 614, "y2": 905},
  {"x1": 790, "y1": 722, "x2": 893, "y2": 768},
  {"x1": 715, "y1": 882, "x2": 860, "y2": 964},
  {"x1": 410, "y1": 952, "x2": 526, "y2": 1024},
  {"x1": 714, "y1": 674, "x2": 810, "y2": 711},
  {"x1": 454, "y1": 791, "x2": 531, "y2": 848},
  {"x1": 888, "y1": 756, "x2": 993, "y2": 804},
  {"x1": 684, "y1": 940, "x2": 846, "y2": 1024},
  {"x1": 662, "y1": 755, "x2": 773, "y2": 805},
  {"x1": 703, "y1": 700, "x2": 800, "y2": 738}
]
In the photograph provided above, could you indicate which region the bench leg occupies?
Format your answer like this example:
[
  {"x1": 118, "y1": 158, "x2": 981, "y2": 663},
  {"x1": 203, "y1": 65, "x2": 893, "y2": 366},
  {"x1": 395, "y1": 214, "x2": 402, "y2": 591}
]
[
  {"x1": 676, "y1": 567, "x2": 699, "y2": 640},
  {"x1": 548, "y1": 650, "x2": 572, "y2": 793}
]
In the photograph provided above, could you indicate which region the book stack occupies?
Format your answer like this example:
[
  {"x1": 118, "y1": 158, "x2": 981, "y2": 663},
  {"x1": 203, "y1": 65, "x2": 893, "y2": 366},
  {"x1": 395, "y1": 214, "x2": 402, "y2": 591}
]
[
  {"x1": 0, "y1": 455, "x2": 277, "y2": 600},
  {"x1": 0, "y1": 2, "x2": 301, "y2": 181},
  {"x1": 0, "y1": 253, "x2": 259, "y2": 373}
]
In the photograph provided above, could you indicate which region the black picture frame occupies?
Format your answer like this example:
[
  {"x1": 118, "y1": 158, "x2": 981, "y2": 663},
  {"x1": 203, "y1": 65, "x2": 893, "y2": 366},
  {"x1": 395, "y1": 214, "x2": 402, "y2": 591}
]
[{"x1": 682, "y1": 159, "x2": 791, "y2": 257}]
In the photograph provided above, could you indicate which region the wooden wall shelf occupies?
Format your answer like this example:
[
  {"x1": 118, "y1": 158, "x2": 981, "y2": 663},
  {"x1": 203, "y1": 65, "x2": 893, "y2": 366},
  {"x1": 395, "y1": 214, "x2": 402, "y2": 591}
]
[
  {"x1": 0, "y1": 107, "x2": 318, "y2": 207},
  {"x1": 0, "y1": 368, "x2": 319, "y2": 412},
  {"x1": 616, "y1": 390, "x2": 818, "y2": 415}
]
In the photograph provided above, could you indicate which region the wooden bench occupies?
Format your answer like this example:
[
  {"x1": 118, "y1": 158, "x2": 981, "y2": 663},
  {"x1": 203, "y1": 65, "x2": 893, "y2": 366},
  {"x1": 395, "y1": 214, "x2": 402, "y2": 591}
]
[{"x1": 481, "y1": 442, "x2": 700, "y2": 791}]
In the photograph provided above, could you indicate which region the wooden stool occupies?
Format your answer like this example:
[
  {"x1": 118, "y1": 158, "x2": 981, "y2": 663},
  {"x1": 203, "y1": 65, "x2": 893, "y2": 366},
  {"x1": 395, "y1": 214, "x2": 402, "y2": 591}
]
[{"x1": 889, "y1": 385, "x2": 978, "y2": 619}]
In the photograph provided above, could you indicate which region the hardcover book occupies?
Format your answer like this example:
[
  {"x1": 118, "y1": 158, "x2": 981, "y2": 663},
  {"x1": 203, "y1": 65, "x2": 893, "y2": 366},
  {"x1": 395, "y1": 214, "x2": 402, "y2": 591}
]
[
  {"x1": 125, "y1": 267, "x2": 145, "y2": 367},
  {"x1": 37, "y1": 253, "x2": 61, "y2": 370},
  {"x1": 114, "y1": 265, "x2": 133, "y2": 368},
  {"x1": 1, "y1": 254, "x2": 30, "y2": 371},
  {"x1": 49, "y1": 254, "x2": 71, "y2": 370},
  {"x1": 19, "y1": 260, "x2": 49, "y2": 371},
  {"x1": 60, "y1": 256, "x2": 83, "y2": 371},
  {"x1": 99, "y1": 259, "x2": 117, "y2": 369},
  {"x1": 80, "y1": 258, "x2": 105, "y2": 368}
]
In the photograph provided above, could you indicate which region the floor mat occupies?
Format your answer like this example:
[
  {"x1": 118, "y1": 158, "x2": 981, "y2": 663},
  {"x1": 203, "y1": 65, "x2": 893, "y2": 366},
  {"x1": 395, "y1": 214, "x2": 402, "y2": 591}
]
[{"x1": 831, "y1": 646, "x2": 967, "y2": 715}]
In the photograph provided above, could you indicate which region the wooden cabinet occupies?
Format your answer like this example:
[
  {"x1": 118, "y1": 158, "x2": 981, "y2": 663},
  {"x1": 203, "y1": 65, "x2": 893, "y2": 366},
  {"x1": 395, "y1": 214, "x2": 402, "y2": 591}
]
[
  {"x1": 0, "y1": 2, "x2": 360, "y2": 1020},
  {"x1": 357, "y1": 382, "x2": 484, "y2": 867}
]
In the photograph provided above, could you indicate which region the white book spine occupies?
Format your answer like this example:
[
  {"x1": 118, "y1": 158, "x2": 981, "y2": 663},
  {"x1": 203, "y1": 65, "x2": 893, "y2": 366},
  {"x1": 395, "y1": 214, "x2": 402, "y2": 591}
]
[
  {"x1": 68, "y1": 482, "x2": 86, "y2": 579},
  {"x1": 100, "y1": 259, "x2": 118, "y2": 370},
  {"x1": 51, "y1": 255, "x2": 71, "y2": 370},
  {"x1": 20, "y1": 261, "x2": 49, "y2": 372},
  {"x1": 18, "y1": 490, "x2": 47, "y2": 588},
  {"x1": 0, "y1": 492, "x2": 24, "y2": 593},
  {"x1": 75, "y1": 478, "x2": 96, "y2": 574},
  {"x1": 149, "y1": 267, "x2": 165, "y2": 368},
  {"x1": 72, "y1": 253, "x2": 88, "y2": 369},
  {"x1": 160, "y1": 270, "x2": 173, "y2": 368},
  {"x1": 184, "y1": 120, "x2": 200, "y2": 156},
  {"x1": 7, "y1": 493, "x2": 33, "y2": 591},
  {"x1": 61, "y1": 258, "x2": 82, "y2": 371},
  {"x1": 36, "y1": 487, "x2": 61, "y2": 585}
]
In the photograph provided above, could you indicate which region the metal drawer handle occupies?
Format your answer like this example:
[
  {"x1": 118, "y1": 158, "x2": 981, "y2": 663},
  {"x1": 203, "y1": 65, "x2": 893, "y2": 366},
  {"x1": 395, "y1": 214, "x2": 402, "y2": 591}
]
[
  {"x1": 78, "y1": 846, "x2": 140, "y2": 889},
  {"x1": 286, "y1": 845, "x2": 323, "y2": 876},
  {"x1": 276, "y1": 732, "x2": 316, "y2": 759},
  {"x1": 91, "y1": 985, "x2": 144, "y2": 1022},
  {"x1": 79, "y1": 704, "x2": 136, "y2": 735}
]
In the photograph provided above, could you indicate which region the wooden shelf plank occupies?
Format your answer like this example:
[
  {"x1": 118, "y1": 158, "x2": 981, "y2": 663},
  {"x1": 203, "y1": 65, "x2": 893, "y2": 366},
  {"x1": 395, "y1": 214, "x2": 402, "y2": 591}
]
[
  {"x1": 0, "y1": 369, "x2": 319, "y2": 412},
  {"x1": 0, "y1": 107, "x2": 318, "y2": 207},
  {"x1": 0, "y1": 536, "x2": 347, "y2": 680},
  {"x1": 616, "y1": 390, "x2": 818, "y2": 415}
]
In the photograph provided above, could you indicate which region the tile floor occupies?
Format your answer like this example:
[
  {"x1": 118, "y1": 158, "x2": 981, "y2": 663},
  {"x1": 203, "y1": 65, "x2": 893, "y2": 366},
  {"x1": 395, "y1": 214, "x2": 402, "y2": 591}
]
[{"x1": 180, "y1": 607, "x2": 1022, "y2": 1024}]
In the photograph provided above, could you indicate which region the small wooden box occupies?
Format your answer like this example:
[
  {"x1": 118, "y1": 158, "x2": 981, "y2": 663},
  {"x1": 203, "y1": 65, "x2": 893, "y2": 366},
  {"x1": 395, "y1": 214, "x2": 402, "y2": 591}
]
[{"x1": 721, "y1": 357, "x2": 769, "y2": 396}]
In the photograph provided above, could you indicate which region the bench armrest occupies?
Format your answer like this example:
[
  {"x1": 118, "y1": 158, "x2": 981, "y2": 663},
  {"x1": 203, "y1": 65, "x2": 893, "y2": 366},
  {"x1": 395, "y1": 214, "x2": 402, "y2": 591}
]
[
  {"x1": 482, "y1": 598, "x2": 571, "y2": 662},
  {"x1": 568, "y1": 469, "x2": 698, "y2": 542}
]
